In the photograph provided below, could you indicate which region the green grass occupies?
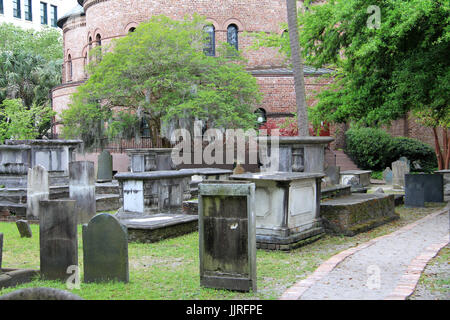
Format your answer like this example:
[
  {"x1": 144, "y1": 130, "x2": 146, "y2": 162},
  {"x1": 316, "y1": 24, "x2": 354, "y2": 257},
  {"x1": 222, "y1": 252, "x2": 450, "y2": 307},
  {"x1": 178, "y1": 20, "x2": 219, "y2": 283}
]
[
  {"x1": 413, "y1": 246, "x2": 450, "y2": 296},
  {"x1": 0, "y1": 203, "x2": 446, "y2": 300}
]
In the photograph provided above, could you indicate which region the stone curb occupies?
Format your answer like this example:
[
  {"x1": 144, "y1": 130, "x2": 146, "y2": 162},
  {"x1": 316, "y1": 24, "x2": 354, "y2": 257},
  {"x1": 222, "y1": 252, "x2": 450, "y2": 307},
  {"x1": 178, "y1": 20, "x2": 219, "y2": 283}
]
[
  {"x1": 279, "y1": 205, "x2": 449, "y2": 300},
  {"x1": 384, "y1": 234, "x2": 449, "y2": 300}
]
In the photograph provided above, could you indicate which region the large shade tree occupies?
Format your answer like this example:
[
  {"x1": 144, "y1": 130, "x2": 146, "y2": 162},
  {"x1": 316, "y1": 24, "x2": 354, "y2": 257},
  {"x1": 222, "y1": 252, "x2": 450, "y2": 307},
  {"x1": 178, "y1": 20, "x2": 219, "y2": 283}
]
[
  {"x1": 61, "y1": 15, "x2": 262, "y2": 149},
  {"x1": 255, "y1": 0, "x2": 449, "y2": 169}
]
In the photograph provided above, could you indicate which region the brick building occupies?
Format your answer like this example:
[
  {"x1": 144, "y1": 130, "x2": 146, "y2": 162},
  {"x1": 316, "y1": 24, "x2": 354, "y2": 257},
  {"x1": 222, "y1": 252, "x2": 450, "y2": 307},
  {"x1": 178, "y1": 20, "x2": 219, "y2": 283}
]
[{"x1": 51, "y1": 0, "x2": 438, "y2": 172}]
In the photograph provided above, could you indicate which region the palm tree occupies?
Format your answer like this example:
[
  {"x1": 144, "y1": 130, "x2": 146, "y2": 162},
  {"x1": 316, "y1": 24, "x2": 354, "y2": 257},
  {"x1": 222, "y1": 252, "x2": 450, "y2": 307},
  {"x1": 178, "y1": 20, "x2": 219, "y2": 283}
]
[{"x1": 286, "y1": 0, "x2": 309, "y2": 136}]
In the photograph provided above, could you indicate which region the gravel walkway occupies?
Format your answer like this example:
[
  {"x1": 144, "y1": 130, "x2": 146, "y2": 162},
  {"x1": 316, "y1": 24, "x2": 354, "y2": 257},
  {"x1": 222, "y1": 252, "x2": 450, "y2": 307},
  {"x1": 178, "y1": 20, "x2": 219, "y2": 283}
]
[{"x1": 299, "y1": 205, "x2": 449, "y2": 300}]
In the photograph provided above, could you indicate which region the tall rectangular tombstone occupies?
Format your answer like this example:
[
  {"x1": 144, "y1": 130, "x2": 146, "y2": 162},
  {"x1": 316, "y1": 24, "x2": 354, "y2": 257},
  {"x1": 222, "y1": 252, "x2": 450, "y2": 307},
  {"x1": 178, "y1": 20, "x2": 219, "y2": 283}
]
[
  {"x1": 69, "y1": 161, "x2": 96, "y2": 224},
  {"x1": 26, "y1": 165, "x2": 49, "y2": 220},
  {"x1": 0, "y1": 233, "x2": 3, "y2": 270},
  {"x1": 39, "y1": 200, "x2": 78, "y2": 281},
  {"x1": 198, "y1": 181, "x2": 256, "y2": 292}
]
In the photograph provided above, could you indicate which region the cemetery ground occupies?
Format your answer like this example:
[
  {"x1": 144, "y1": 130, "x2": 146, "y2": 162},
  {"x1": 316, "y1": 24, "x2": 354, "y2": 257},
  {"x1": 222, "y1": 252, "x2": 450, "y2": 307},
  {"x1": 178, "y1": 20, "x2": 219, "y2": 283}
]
[{"x1": 0, "y1": 203, "x2": 447, "y2": 300}]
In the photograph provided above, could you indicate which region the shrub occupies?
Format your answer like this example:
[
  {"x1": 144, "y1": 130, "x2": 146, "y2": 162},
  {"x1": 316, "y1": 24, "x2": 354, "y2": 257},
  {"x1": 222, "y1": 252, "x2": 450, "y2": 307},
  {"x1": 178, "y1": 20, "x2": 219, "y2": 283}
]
[
  {"x1": 345, "y1": 128, "x2": 394, "y2": 171},
  {"x1": 344, "y1": 127, "x2": 437, "y2": 172},
  {"x1": 390, "y1": 137, "x2": 437, "y2": 172}
]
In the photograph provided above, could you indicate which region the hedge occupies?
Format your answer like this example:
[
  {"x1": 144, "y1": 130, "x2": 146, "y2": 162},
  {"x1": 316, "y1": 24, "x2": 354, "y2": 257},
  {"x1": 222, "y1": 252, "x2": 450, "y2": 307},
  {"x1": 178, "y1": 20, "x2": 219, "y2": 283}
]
[{"x1": 345, "y1": 127, "x2": 437, "y2": 172}]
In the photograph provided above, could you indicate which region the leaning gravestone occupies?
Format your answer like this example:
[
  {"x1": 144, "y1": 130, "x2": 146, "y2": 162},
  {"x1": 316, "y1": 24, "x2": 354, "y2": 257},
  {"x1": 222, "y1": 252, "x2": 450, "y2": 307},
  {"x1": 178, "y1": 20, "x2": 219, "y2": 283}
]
[
  {"x1": 69, "y1": 161, "x2": 96, "y2": 224},
  {"x1": 39, "y1": 200, "x2": 78, "y2": 281},
  {"x1": 26, "y1": 165, "x2": 49, "y2": 220},
  {"x1": 392, "y1": 160, "x2": 410, "y2": 188},
  {"x1": 325, "y1": 165, "x2": 340, "y2": 186},
  {"x1": 16, "y1": 220, "x2": 32, "y2": 238},
  {"x1": 97, "y1": 150, "x2": 113, "y2": 181},
  {"x1": 82, "y1": 213, "x2": 129, "y2": 283},
  {"x1": 0, "y1": 233, "x2": 3, "y2": 270},
  {"x1": 383, "y1": 167, "x2": 393, "y2": 185},
  {"x1": 198, "y1": 181, "x2": 256, "y2": 292}
]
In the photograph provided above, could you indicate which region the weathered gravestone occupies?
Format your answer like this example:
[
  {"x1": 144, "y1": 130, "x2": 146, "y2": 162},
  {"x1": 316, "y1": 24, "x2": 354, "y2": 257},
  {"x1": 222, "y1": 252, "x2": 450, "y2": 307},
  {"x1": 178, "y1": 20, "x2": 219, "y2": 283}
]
[
  {"x1": 26, "y1": 165, "x2": 49, "y2": 220},
  {"x1": 392, "y1": 160, "x2": 410, "y2": 188},
  {"x1": 325, "y1": 165, "x2": 340, "y2": 186},
  {"x1": 39, "y1": 200, "x2": 78, "y2": 281},
  {"x1": 97, "y1": 150, "x2": 113, "y2": 181},
  {"x1": 383, "y1": 167, "x2": 393, "y2": 184},
  {"x1": 69, "y1": 161, "x2": 96, "y2": 224},
  {"x1": 405, "y1": 174, "x2": 444, "y2": 207},
  {"x1": 0, "y1": 287, "x2": 83, "y2": 300},
  {"x1": 16, "y1": 220, "x2": 32, "y2": 238},
  {"x1": 82, "y1": 213, "x2": 129, "y2": 283},
  {"x1": 0, "y1": 233, "x2": 3, "y2": 270},
  {"x1": 404, "y1": 175, "x2": 425, "y2": 207},
  {"x1": 198, "y1": 181, "x2": 257, "y2": 292}
]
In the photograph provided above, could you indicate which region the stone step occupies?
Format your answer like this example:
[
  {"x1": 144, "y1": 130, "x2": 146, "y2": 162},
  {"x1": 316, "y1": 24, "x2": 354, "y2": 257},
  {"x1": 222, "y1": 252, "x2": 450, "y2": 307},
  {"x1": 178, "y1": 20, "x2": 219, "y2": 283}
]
[{"x1": 96, "y1": 194, "x2": 120, "y2": 212}]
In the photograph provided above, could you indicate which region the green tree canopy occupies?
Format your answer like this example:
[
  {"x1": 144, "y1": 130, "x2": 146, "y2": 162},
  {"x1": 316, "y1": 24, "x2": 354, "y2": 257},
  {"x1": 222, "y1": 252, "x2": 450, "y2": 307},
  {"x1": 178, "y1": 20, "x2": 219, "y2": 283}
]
[
  {"x1": 61, "y1": 15, "x2": 262, "y2": 149},
  {"x1": 0, "y1": 23, "x2": 63, "y2": 139},
  {"x1": 254, "y1": 0, "x2": 449, "y2": 168}
]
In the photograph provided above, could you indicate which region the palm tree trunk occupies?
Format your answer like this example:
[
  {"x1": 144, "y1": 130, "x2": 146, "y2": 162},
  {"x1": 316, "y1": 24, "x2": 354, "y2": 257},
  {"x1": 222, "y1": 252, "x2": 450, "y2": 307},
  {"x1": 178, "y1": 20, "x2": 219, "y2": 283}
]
[{"x1": 286, "y1": 0, "x2": 309, "y2": 136}]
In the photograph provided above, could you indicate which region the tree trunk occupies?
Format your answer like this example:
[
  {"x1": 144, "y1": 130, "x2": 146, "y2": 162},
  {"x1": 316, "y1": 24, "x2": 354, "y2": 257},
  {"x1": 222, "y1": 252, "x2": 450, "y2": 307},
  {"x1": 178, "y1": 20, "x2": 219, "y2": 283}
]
[
  {"x1": 286, "y1": 0, "x2": 309, "y2": 136},
  {"x1": 432, "y1": 127, "x2": 444, "y2": 170},
  {"x1": 443, "y1": 127, "x2": 449, "y2": 169}
]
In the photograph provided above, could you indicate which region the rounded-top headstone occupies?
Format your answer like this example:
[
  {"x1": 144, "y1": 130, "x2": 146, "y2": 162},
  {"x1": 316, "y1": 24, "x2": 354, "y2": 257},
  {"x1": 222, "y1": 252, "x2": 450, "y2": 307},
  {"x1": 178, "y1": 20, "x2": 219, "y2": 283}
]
[
  {"x1": 82, "y1": 213, "x2": 129, "y2": 283},
  {"x1": 0, "y1": 288, "x2": 83, "y2": 300}
]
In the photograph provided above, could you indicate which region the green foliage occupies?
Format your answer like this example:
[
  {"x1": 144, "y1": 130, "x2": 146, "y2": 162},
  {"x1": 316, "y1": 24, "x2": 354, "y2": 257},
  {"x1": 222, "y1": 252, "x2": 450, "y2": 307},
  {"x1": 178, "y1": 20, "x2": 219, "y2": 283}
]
[
  {"x1": 390, "y1": 137, "x2": 437, "y2": 172},
  {"x1": 253, "y1": 0, "x2": 449, "y2": 130},
  {"x1": 0, "y1": 99, "x2": 56, "y2": 143},
  {"x1": 345, "y1": 127, "x2": 437, "y2": 171},
  {"x1": 0, "y1": 23, "x2": 62, "y2": 138},
  {"x1": 62, "y1": 15, "x2": 262, "y2": 149},
  {"x1": 0, "y1": 23, "x2": 63, "y2": 61},
  {"x1": 345, "y1": 127, "x2": 395, "y2": 171},
  {"x1": 0, "y1": 51, "x2": 62, "y2": 107}
]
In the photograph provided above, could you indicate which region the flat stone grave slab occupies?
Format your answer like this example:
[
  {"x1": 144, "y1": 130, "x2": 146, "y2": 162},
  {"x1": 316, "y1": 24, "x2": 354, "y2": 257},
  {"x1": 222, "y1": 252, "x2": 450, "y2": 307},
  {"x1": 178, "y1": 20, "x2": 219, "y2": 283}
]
[
  {"x1": 119, "y1": 213, "x2": 198, "y2": 243},
  {"x1": 231, "y1": 172, "x2": 325, "y2": 250},
  {"x1": 320, "y1": 193, "x2": 398, "y2": 236}
]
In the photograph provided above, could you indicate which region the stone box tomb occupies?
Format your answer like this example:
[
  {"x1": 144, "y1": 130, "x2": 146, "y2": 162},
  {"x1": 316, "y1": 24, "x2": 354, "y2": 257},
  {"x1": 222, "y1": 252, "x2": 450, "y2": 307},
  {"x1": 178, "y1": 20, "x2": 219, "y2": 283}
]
[{"x1": 231, "y1": 172, "x2": 324, "y2": 250}]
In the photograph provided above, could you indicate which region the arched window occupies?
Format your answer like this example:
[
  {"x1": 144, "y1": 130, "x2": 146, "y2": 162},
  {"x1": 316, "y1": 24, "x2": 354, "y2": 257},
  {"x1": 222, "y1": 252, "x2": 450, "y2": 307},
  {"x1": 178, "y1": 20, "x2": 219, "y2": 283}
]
[
  {"x1": 95, "y1": 34, "x2": 102, "y2": 47},
  {"x1": 67, "y1": 54, "x2": 72, "y2": 82},
  {"x1": 203, "y1": 25, "x2": 215, "y2": 56},
  {"x1": 255, "y1": 108, "x2": 267, "y2": 124},
  {"x1": 227, "y1": 24, "x2": 239, "y2": 50},
  {"x1": 88, "y1": 36, "x2": 93, "y2": 50},
  {"x1": 128, "y1": 27, "x2": 136, "y2": 33}
]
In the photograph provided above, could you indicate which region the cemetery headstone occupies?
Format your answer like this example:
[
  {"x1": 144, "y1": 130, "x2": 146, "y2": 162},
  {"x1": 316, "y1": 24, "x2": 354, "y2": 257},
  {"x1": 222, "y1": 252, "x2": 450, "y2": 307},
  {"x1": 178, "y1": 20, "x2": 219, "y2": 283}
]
[
  {"x1": 82, "y1": 213, "x2": 129, "y2": 283},
  {"x1": 405, "y1": 173, "x2": 443, "y2": 204},
  {"x1": 399, "y1": 157, "x2": 411, "y2": 169},
  {"x1": 383, "y1": 167, "x2": 393, "y2": 184},
  {"x1": 39, "y1": 200, "x2": 78, "y2": 281},
  {"x1": 325, "y1": 165, "x2": 340, "y2": 186},
  {"x1": 97, "y1": 150, "x2": 113, "y2": 181},
  {"x1": 26, "y1": 165, "x2": 49, "y2": 220},
  {"x1": 0, "y1": 233, "x2": 3, "y2": 270},
  {"x1": 0, "y1": 288, "x2": 83, "y2": 300},
  {"x1": 404, "y1": 174, "x2": 425, "y2": 207},
  {"x1": 16, "y1": 220, "x2": 32, "y2": 238},
  {"x1": 198, "y1": 181, "x2": 256, "y2": 292},
  {"x1": 392, "y1": 160, "x2": 410, "y2": 188},
  {"x1": 69, "y1": 161, "x2": 96, "y2": 224}
]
